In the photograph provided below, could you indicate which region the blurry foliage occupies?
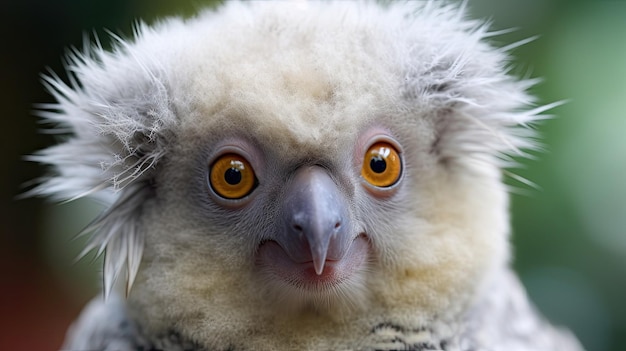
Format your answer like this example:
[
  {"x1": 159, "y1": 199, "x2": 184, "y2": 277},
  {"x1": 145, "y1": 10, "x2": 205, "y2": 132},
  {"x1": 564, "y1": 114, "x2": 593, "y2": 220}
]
[
  {"x1": 470, "y1": 1, "x2": 626, "y2": 350},
  {"x1": 1, "y1": 0, "x2": 624, "y2": 350}
]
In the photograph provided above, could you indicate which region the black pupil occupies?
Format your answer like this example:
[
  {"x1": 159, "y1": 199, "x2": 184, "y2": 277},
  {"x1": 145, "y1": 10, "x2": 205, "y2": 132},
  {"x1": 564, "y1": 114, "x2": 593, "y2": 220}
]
[
  {"x1": 224, "y1": 168, "x2": 242, "y2": 185},
  {"x1": 370, "y1": 156, "x2": 386, "y2": 173}
]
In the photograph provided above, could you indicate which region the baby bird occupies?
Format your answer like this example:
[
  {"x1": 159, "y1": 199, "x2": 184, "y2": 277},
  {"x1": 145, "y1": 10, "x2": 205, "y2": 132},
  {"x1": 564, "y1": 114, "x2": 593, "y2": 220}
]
[{"x1": 32, "y1": 1, "x2": 584, "y2": 350}]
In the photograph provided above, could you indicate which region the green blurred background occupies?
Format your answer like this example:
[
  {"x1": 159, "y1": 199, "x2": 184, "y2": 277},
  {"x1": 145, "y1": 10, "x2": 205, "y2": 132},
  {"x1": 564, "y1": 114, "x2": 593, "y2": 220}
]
[{"x1": 1, "y1": 0, "x2": 624, "y2": 350}]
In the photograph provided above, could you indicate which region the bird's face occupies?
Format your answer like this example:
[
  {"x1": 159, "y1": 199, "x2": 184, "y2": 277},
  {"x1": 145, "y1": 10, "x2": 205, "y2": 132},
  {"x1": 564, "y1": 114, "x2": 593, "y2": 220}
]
[
  {"x1": 30, "y1": 1, "x2": 541, "y2": 348},
  {"x1": 128, "y1": 25, "x2": 510, "y2": 343}
]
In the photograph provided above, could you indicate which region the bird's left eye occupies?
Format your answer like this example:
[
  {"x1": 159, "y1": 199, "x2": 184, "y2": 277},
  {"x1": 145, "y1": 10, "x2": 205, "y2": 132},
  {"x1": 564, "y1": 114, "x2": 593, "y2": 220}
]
[
  {"x1": 209, "y1": 154, "x2": 257, "y2": 199},
  {"x1": 361, "y1": 142, "x2": 402, "y2": 188}
]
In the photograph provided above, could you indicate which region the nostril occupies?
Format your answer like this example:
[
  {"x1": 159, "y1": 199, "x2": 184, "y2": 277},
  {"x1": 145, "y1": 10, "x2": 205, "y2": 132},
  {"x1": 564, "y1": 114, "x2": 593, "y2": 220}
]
[
  {"x1": 334, "y1": 222, "x2": 341, "y2": 230},
  {"x1": 293, "y1": 224, "x2": 303, "y2": 232}
]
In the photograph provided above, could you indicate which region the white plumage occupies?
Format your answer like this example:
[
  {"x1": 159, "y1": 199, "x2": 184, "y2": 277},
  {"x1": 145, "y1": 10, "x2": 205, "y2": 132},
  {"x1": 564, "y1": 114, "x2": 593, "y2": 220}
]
[{"x1": 32, "y1": 1, "x2": 583, "y2": 350}]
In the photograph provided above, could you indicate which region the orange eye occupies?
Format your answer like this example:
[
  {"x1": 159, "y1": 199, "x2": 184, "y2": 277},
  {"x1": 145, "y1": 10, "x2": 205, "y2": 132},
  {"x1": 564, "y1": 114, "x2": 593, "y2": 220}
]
[
  {"x1": 361, "y1": 142, "x2": 402, "y2": 187},
  {"x1": 209, "y1": 154, "x2": 257, "y2": 199}
]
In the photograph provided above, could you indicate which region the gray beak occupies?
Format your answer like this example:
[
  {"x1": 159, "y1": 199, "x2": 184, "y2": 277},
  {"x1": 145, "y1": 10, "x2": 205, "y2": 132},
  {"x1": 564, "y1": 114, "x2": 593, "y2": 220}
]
[{"x1": 278, "y1": 166, "x2": 352, "y2": 275}]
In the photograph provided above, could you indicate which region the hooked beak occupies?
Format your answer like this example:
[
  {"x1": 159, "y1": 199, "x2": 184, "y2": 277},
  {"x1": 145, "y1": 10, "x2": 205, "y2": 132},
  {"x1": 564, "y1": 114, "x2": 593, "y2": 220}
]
[{"x1": 278, "y1": 166, "x2": 352, "y2": 275}]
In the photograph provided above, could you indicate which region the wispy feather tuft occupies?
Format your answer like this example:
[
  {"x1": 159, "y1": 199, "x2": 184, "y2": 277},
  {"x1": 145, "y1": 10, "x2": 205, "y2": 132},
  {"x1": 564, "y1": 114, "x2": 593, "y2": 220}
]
[
  {"x1": 396, "y1": 4, "x2": 558, "y2": 180},
  {"x1": 26, "y1": 28, "x2": 176, "y2": 297}
]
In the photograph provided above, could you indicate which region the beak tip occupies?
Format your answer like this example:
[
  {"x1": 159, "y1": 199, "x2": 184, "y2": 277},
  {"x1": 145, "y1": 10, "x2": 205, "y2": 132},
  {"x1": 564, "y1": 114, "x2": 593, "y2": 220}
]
[{"x1": 313, "y1": 255, "x2": 326, "y2": 275}]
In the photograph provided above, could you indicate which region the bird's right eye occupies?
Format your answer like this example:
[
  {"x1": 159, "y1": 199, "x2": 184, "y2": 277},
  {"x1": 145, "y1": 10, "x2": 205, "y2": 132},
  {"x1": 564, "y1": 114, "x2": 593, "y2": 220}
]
[{"x1": 209, "y1": 154, "x2": 257, "y2": 199}]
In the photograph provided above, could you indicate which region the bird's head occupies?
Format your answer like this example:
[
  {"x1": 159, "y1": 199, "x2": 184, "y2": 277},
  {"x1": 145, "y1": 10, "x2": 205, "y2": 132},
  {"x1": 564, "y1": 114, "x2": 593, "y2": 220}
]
[{"x1": 33, "y1": 1, "x2": 544, "y2": 348}]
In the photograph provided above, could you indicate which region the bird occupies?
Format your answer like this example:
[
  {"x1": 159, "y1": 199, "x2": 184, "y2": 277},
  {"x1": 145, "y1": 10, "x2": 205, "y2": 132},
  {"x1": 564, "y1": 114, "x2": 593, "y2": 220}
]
[{"x1": 30, "y1": 1, "x2": 584, "y2": 350}]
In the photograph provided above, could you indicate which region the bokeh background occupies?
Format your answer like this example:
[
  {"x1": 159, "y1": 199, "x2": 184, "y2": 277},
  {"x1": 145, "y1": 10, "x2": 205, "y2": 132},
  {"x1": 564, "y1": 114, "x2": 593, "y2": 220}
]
[{"x1": 1, "y1": 0, "x2": 624, "y2": 350}]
